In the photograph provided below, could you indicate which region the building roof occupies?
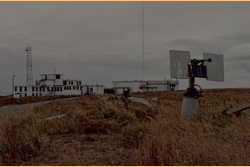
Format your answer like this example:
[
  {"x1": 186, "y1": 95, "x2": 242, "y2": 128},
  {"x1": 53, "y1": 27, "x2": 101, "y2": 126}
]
[
  {"x1": 113, "y1": 80, "x2": 179, "y2": 84},
  {"x1": 112, "y1": 80, "x2": 145, "y2": 83},
  {"x1": 41, "y1": 74, "x2": 63, "y2": 76}
]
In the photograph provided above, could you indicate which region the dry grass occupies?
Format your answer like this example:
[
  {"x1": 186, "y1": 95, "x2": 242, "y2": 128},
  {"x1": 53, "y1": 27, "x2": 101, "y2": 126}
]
[
  {"x1": 0, "y1": 89, "x2": 249, "y2": 165},
  {"x1": 0, "y1": 95, "x2": 78, "y2": 107}
]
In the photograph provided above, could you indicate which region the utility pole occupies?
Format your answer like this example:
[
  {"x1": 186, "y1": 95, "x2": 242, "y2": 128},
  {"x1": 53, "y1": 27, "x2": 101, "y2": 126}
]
[
  {"x1": 12, "y1": 75, "x2": 15, "y2": 104},
  {"x1": 12, "y1": 75, "x2": 15, "y2": 97},
  {"x1": 54, "y1": 68, "x2": 55, "y2": 96}
]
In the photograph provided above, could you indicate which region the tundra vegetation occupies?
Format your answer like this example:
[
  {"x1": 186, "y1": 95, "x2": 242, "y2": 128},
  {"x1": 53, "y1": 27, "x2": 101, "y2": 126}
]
[{"x1": 0, "y1": 89, "x2": 249, "y2": 165}]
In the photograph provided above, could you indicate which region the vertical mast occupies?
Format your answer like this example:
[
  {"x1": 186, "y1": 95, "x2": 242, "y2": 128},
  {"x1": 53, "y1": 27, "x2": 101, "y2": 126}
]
[{"x1": 142, "y1": 1, "x2": 145, "y2": 81}]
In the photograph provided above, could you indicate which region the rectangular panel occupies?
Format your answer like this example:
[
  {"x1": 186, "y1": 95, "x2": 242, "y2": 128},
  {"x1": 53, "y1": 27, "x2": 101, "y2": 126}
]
[
  {"x1": 203, "y1": 53, "x2": 224, "y2": 81},
  {"x1": 170, "y1": 50, "x2": 190, "y2": 79}
]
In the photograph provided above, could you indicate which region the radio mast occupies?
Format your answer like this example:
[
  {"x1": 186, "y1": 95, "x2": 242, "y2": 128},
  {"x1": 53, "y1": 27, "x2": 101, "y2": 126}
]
[{"x1": 25, "y1": 47, "x2": 33, "y2": 86}]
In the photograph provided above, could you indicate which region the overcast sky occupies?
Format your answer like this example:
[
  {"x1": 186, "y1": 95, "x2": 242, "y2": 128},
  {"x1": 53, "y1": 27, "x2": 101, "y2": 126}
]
[{"x1": 1, "y1": 1, "x2": 250, "y2": 95}]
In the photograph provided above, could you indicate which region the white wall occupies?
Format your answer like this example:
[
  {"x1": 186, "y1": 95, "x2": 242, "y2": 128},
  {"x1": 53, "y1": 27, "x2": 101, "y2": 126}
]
[
  {"x1": 113, "y1": 81, "x2": 145, "y2": 93},
  {"x1": 112, "y1": 80, "x2": 179, "y2": 94},
  {"x1": 83, "y1": 85, "x2": 104, "y2": 95}
]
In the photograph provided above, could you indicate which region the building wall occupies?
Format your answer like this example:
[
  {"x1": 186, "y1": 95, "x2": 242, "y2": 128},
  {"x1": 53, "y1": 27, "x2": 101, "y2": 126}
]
[
  {"x1": 112, "y1": 80, "x2": 179, "y2": 94},
  {"x1": 14, "y1": 85, "x2": 103, "y2": 98},
  {"x1": 14, "y1": 85, "x2": 85, "y2": 98}
]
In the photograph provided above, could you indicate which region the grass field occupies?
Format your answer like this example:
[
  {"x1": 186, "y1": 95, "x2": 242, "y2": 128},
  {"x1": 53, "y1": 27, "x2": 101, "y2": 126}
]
[
  {"x1": 0, "y1": 95, "x2": 78, "y2": 107},
  {"x1": 0, "y1": 89, "x2": 249, "y2": 165}
]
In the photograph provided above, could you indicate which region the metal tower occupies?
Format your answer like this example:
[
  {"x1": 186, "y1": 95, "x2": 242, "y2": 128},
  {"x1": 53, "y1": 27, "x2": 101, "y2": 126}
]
[{"x1": 25, "y1": 47, "x2": 33, "y2": 86}]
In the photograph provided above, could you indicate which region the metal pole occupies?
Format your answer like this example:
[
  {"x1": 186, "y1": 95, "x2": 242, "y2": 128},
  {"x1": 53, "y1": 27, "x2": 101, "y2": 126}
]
[
  {"x1": 189, "y1": 76, "x2": 195, "y2": 90},
  {"x1": 12, "y1": 75, "x2": 15, "y2": 104},
  {"x1": 54, "y1": 68, "x2": 55, "y2": 96},
  {"x1": 12, "y1": 75, "x2": 15, "y2": 97},
  {"x1": 142, "y1": 1, "x2": 145, "y2": 81}
]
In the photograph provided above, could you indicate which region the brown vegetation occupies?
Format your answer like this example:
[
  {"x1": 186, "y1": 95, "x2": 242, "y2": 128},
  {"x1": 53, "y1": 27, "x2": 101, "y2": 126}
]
[
  {"x1": 0, "y1": 95, "x2": 78, "y2": 107},
  {"x1": 0, "y1": 89, "x2": 249, "y2": 165}
]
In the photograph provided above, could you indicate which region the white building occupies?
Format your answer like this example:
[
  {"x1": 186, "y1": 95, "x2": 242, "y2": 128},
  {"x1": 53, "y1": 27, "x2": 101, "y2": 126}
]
[
  {"x1": 112, "y1": 80, "x2": 179, "y2": 94},
  {"x1": 14, "y1": 74, "x2": 104, "y2": 98}
]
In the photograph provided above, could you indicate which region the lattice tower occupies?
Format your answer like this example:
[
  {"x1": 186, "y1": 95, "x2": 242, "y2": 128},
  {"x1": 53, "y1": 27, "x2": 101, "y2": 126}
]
[{"x1": 26, "y1": 47, "x2": 33, "y2": 86}]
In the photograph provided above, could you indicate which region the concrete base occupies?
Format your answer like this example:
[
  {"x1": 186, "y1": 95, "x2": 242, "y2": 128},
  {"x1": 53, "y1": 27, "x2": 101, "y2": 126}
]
[{"x1": 181, "y1": 97, "x2": 199, "y2": 119}]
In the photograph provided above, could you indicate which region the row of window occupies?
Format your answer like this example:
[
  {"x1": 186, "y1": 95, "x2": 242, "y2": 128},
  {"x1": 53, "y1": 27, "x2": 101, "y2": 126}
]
[
  {"x1": 15, "y1": 86, "x2": 83, "y2": 92},
  {"x1": 64, "y1": 86, "x2": 81, "y2": 90},
  {"x1": 15, "y1": 86, "x2": 46, "y2": 92},
  {"x1": 15, "y1": 87, "x2": 27, "y2": 92},
  {"x1": 63, "y1": 80, "x2": 82, "y2": 86},
  {"x1": 19, "y1": 93, "x2": 42, "y2": 98}
]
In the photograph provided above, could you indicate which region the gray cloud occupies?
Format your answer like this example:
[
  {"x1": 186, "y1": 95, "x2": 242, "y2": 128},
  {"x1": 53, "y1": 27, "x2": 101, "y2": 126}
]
[{"x1": 1, "y1": 2, "x2": 250, "y2": 95}]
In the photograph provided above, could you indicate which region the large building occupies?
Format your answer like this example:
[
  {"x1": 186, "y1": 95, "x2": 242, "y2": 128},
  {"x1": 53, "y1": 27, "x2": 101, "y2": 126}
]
[
  {"x1": 14, "y1": 74, "x2": 104, "y2": 98},
  {"x1": 112, "y1": 80, "x2": 179, "y2": 94}
]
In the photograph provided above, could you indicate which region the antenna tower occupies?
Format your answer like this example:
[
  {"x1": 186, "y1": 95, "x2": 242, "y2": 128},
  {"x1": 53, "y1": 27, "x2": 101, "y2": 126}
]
[{"x1": 25, "y1": 47, "x2": 33, "y2": 86}]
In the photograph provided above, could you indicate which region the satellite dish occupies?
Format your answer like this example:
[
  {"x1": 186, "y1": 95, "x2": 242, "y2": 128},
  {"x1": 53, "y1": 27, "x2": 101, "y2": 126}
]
[
  {"x1": 170, "y1": 50, "x2": 190, "y2": 79},
  {"x1": 203, "y1": 53, "x2": 224, "y2": 82}
]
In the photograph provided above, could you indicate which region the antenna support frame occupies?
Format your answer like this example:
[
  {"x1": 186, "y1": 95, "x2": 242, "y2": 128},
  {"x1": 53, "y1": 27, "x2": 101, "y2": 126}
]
[{"x1": 184, "y1": 58, "x2": 212, "y2": 98}]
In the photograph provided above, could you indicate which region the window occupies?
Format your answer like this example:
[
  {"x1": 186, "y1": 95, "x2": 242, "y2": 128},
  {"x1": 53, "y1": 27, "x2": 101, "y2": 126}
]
[
  {"x1": 40, "y1": 93, "x2": 42, "y2": 96},
  {"x1": 36, "y1": 87, "x2": 38, "y2": 91},
  {"x1": 36, "y1": 93, "x2": 38, "y2": 96},
  {"x1": 20, "y1": 87, "x2": 22, "y2": 92},
  {"x1": 63, "y1": 81, "x2": 67, "y2": 85},
  {"x1": 32, "y1": 93, "x2": 34, "y2": 96},
  {"x1": 90, "y1": 88, "x2": 93, "y2": 92},
  {"x1": 64, "y1": 87, "x2": 66, "y2": 90},
  {"x1": 77, "y1": 86, "x2": 79, "y2": 90},
  {"x1": 47, "y1": 87, "x2": 50, "y2": 91},
  {"x1": 25, "y1": 93, "x2": 27, "y2": 97},
  {"x1": 60, "y1": 87, "x2": 62, "y2": 91},
  {"x1": 25, "y1": 87, "x2": 27, "y2": 92},
  {"x1": 73, "y1": 86, "x2": 75, "y2": 90},
  {"x1": 39, "y1": 87, "x2": 42, "y2": 91},
  {"x1": 20, "y1": 95, "x2": 22, "y2": 98},
  {"x1": 56, "y1": 75, "x2": 60, "y2": 79},
  {"x1": 69, "y1": 86, "x2": 71, "y2": 90},
  {"x1": 15, "y1": 87, "x2": 17, "y2": 92},
  {"x1": 79, "y1": 81, "x2": 81, "y2": 85},
  {"x1": 32, "y1": 87, "x2": 34, "y2": 91}
]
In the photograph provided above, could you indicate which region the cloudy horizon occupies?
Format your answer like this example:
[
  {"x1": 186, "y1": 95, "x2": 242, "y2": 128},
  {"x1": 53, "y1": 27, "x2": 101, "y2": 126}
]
[{"x1": 1, "y1": 1, "x2": 250, "y2": 95}]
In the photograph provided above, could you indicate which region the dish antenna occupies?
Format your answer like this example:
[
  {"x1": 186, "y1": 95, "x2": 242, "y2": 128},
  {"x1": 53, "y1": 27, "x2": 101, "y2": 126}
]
[{"x1": 170, "y1": 50, "x2": 224, "y2": 118}]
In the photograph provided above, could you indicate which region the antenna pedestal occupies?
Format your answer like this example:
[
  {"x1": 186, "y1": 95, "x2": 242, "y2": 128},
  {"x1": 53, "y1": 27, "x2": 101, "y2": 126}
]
[
  {"x1": 182, "y1": 78, "x2": 200, "y2": 119},
  {"x1": 181, "y1": 96, "x2": 199, "y2": 119}
]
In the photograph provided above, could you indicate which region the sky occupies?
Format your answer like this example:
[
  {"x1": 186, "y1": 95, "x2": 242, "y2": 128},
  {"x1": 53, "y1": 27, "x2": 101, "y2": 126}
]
[{"x1": 1, "y1": 1, "x2": 250, "y2": 95}]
